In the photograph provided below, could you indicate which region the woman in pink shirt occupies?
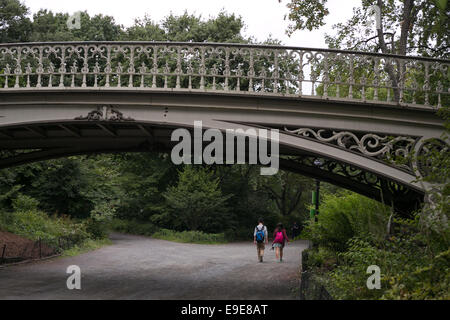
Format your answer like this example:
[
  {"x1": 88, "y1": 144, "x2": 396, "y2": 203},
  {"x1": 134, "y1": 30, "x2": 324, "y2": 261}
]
[{"x1": 272, "y1": 223, "x2": 289, "y2": 262}]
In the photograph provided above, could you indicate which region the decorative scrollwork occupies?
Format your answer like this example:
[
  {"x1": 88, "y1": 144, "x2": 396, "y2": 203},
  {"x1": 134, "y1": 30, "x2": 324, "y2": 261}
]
[
  {"x1": 295, "y1": 156, "x2": 383, "y2": 187},
  {"x1": 287, "y1": 155, "x2": 415, "y2": 201},
  {"x1": 284, "y1": 127, "x2": 417, "y2": 172},
  {"x1": 75, "y1": 105, "x2": 134, "y2": 121},
  {"x1": 0, "y1": 42, "x2": 448, "y2": 108}
]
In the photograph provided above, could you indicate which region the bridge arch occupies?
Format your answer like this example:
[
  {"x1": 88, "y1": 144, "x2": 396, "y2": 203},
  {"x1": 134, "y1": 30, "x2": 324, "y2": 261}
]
[{"x1": 1, "y1": 42, "x2": 448, "y2": 215}]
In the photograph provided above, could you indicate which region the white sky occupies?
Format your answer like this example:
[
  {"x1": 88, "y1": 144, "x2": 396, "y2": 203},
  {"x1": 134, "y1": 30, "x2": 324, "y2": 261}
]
[{"x1": 23, "y1": 0, "x2": 361, "y2": 48}]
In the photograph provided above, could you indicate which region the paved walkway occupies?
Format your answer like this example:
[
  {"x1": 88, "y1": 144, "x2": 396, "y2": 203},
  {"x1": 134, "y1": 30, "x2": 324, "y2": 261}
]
[{"x1": 0, "y1": 233, "x2": 308, "y2": 300}]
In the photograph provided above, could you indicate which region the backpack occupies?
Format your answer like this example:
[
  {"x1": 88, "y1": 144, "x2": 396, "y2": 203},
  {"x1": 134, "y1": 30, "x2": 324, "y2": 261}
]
[
  {"x1": 274, "y1": 231, "x2": 284, "y2": 243},
  {"x1": 255, "y1": 226, "x2": 265, "y2": 243}
]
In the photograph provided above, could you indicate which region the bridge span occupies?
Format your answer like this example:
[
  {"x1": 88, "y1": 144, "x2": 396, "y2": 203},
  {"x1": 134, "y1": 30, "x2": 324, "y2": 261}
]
[{"x1": 0, "y1": 42, "x2": 448, "y2": 214}]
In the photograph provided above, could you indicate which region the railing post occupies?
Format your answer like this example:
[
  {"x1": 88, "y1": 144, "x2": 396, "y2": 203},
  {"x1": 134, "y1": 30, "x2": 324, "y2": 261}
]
[
  {"x1": 0, "y1": 42, "x2": 447, "y2": 109},
  {"x1": 1, "y1": 244, "x2": 6, "y2": 261}
]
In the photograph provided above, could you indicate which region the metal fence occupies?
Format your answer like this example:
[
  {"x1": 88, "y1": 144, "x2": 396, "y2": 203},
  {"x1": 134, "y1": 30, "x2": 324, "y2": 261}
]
[
  {"x1": 299, "y1": 271, "x2": 333, "y2": 300},
  {"x1": 299, "y1": 244, "x2": 334, "y2": 300},
  {"x1": 0, "y1": 42, "x2": 448, "y2": 109},
  {"x1": 0, "y1": 236, "x2": 79, "y2": 265}
]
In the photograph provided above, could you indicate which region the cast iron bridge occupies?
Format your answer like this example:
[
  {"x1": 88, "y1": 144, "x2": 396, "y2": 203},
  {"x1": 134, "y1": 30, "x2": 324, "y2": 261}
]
[{"x1": 0, "y1": 42, "x2": 449, "y2": 214}]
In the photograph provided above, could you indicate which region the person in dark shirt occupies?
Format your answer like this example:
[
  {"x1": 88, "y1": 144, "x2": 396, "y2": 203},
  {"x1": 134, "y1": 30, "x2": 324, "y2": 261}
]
[{"x1": 291, "y1": 221, "x2": 300, "y2": 239}]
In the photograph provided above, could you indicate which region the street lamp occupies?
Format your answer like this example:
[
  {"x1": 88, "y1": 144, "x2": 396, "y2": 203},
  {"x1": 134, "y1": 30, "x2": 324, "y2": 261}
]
[{"x1": 310, "y1": 159, "x2": 322, "y2": 221}]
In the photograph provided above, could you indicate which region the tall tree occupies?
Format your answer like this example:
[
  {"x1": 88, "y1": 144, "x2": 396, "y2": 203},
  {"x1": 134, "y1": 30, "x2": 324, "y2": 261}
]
[
  {"x1": 123, "y1": 11, "x2": 247, "y2": 43},
  {"x1": 163, "y1": 166, "x2": 231, "y2": 231},
  {"x1": 30, "y1": 10, "x2": 124, "y2": 42},
  {"x1": 282, "y1": 0, "x2": 449, "y2": 58},
  {"x1": 260, "y1": 171, "x2": 313, "y2": 217},
  {"x1": 0, "y1": 0, "x2": 31, "y2": 42}
]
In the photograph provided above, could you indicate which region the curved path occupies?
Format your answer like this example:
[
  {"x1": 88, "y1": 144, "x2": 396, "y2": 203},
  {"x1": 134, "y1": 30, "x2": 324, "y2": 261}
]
[{"x1": 0, "y1": 233, "x2": 308, "y2": 300}]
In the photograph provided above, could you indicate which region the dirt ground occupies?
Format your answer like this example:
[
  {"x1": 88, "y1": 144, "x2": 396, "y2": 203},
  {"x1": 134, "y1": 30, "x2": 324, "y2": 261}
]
[
  {"x1": 0, "y1": 233, "x2": 308, "y2": 300},
  {"x1": 0, "y1": 231, "x2": 55, "y2": 260}
]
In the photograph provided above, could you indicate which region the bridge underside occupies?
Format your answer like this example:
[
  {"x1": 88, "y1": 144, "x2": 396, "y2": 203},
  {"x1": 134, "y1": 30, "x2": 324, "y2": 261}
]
[
  {"x1": 0, "y1": 90, "x2": 445, "y2": 216},
  {"x1": 0, "y1": 119, "x2": 423, "y2": 216}
]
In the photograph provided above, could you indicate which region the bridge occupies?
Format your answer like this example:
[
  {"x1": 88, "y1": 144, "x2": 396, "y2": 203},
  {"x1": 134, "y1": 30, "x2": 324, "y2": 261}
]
[{"x1": 0, "y1": 41, "x2": 448, "y2": 215}]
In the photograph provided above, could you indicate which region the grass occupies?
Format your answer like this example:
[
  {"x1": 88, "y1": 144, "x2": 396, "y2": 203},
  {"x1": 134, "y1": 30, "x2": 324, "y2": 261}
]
[
  {"x1": 110, "y1": 219, "x2": 229, "y2": 244},
  {"x1": 61, "y1": 238, "x2": 112, "y2": 257},
  {"x1": 152, "y1": 228, "x2": 228, "y2": 244}
]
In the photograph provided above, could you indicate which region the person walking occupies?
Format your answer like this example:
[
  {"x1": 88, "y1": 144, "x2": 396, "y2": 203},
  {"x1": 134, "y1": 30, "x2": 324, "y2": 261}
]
[
  {"x1": 272, "y1": 223, "x2": 289, "y2": 262},
  {"x1": 253, "y1": 218, "x2": 268, "y2": 263},
  {"x1": 291, "y1": 221, "x2": 300, "y2": 239}
]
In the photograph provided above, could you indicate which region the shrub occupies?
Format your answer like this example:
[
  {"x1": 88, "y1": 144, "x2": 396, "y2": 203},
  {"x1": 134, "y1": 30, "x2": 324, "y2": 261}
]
[
  {"x1": 109, "y1": 218, "x2": 159, "y2": 236},
  {"x1": 84, "y1": 218, "x2": 109, "y2": 239},
  {"x1": 0, "y1": 208, "x2": 89, "y2": 247},
  {"x1": 301, "y1": 192, "x2": 390, "y2": 251},
  {"x1": 85, "y1": 202, "x2": 118, "y2": 239},
  {"x1": 12, "y1": 194, "x2": 40, "y2": 212},
  {"x1": 152, "y1": 228, "x2": 227, "y2": 244}
]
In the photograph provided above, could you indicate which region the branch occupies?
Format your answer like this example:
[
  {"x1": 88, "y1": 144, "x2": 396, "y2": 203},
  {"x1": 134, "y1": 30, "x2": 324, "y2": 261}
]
[
  {"x1": 351, "y1": 33, "x2": 395, "y2": 50},
  {"x1": 264, "y1": 185, "x2": 282, "y2": 212}
]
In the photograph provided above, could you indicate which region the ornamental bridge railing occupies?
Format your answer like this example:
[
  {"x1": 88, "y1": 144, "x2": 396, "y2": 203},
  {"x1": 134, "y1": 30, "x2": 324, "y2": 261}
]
[{"x1": 0, "y1": 42, "x2": 448, "y2": 109}]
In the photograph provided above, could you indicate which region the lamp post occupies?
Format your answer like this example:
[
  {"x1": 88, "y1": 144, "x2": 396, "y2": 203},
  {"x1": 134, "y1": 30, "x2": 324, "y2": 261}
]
[
  {"x1": 314, "y1": 179, "x2": 320, "y2": 222},
  {"x1": 310, "y1": 159, "x2": 322, "y2": 221}
]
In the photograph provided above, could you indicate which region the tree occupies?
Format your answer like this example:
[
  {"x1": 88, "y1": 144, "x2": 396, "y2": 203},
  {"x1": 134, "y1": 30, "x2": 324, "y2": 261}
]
[
  {"x1": 113, "y1": 153, "x2": 178, "y2": 221},
  {"x1": 123, "y1": 10, "x2": 246, "y2": 43},
  {"x1": 0, "y1": 0, "x2": 31, "y2": 42},
  {"x1": 30, "y1": 10, "x2": 124, "y2": 42},
  {"x1": 282, "y1": 0, "x2": 449, "y2": 105},
  {"x1": 260, "y1": 171, "x2": 313, "y2": 218},
  {"x1": 282, "y1": 0, "x2": 449, "y2": 58},
  {"x1": 163, "y1": 166, "x2": 231, "y2": 231}
]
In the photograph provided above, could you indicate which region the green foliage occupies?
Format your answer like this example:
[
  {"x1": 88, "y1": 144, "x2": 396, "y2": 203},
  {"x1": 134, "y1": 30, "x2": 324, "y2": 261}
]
[
  {"x1": 123, "y1": 11, "x2": 246, "y2": 43},
  {"x1": 113, "y1": 153, "x2": 177, "y2": 221},
  {"x1": 163, "y1": 166, "x2": 232, "y2": 232},
  {"x1": 283, "y1": 0, "x2": 329, "y2": 34},
  {"x1": 12, "y1": 193, "x2": 39, "y2": 212},
  {"x1": 62, "y1": 238, "x2": 112, "y2": 257},
  {"x1": 29, "y1": 10, "x2": 124, "y2": 42},
  {"x1": 109, "y1": 218, "x2": 159, "y2": 236},
  {"x1": 302, "y1": 192, "x2": 390, "y2": 251},
  {"x1": 303, "y1": 246, "x2": 337, "y2": 271},
  {"x1": 0, "y1": 0, "x2": 32, "y2": 42},
  {"x1": 302, "y1": 189, "x2": 449, "y2": 300},
  {"x1": 382, "y1": 248, "x2": 450, "y2": 300},
  {"x1": 152, "y1": 228, "x2": 227, "y2": 244},
  {"x1": 0, "y1": 205, "x2": 90, "y2": 246},
  {"x1": 283, "y1": 0, "x2": 449, "y2": 58}
]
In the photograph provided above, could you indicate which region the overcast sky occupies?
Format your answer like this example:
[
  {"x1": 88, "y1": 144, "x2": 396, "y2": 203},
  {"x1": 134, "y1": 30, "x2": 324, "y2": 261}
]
[{"x1": 23, "y1": 0, "x2": 361, "y2": 48}]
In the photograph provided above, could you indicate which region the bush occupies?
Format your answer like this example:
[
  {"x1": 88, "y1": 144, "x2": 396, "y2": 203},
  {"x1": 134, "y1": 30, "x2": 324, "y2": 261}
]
[
  {"x1": 85, "y1": 202, "x2": 117, "y2": 239},
  {"x1": 304, "y1": 247, "x2": 337, "y2": 271},
  {"x1": 12, "y1": 194, "x2": 40, "y2": 212},
  {"x1": 152, "y1": 228, "x2": 227, "y2": 244},
  {"x1": 84, "y1": 218, "x2": 109, "y2": 239},
  {"x1": 109, "y1": 218, "x2": 159, "y2": 236},
  {"x1": 0, "y1": 208, "x2": 89, "y2": 247},
  {"x1": 301, "y1": 192, "x2": 390, "y2": 251}
]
